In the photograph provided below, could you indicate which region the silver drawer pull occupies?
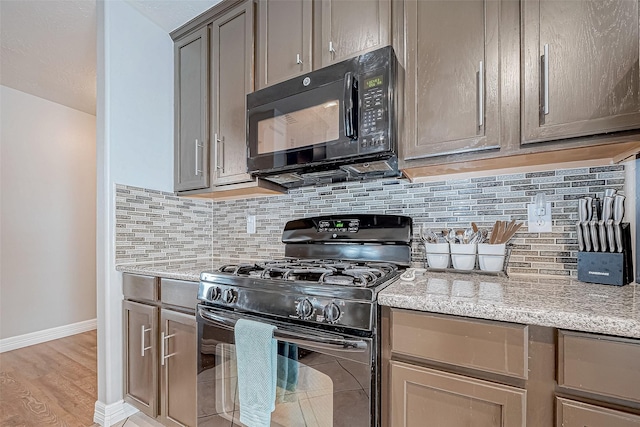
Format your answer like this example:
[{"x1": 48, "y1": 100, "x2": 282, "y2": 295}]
[
  {"x1": 478, "y1": 60, "x2": 484, "y2": 128},
  {"x1": 161, "y1": 332, "x2": 177, "y2": 366},
  {"x1": 329, "y1": 41, "x2": 336, "y2": 53},
  {"x1": 140, "y1": 325, "x2": 152, "y2": 357},
  {"x1": 543, "y1": 43, "x2": 549, "y2": 115},
  {"x1": 194, "y1": 139, "x2": 203, "y2": 176},
  {"x1": 214, "y1": 133, "x2": 223, "y2": 171},
  {"x1": 296, "y1": 53, "x2": 303, "y2": 64}
]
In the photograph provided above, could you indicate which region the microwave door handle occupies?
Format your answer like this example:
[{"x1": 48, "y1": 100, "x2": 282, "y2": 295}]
[
  {"x1": 198, "y1": 307, "x2": 367, "y2": 352},
  {"x1": 343, "y1": 72, "x2": 357, "y2": 139}
]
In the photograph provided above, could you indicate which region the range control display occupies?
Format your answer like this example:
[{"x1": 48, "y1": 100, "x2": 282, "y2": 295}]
[{"x1": 318, "y1": 219, "x2": 360, "y2": 233}]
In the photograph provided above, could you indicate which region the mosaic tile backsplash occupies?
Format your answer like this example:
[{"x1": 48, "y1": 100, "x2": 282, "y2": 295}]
[
  {"x1": 115, "y1": 164, "x2": 626, "y2": 276},
  {"x1": 115, "y1": 185, "x2": 213, "y2": 263}
]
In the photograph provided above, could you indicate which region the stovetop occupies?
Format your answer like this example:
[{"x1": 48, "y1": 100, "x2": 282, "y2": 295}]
[
  {"x1": 198, "y1": 214, "x2": 412, "y2": 332},
  {"x1": 218, "y1": 259, "x2": 399, "y2": 288}
]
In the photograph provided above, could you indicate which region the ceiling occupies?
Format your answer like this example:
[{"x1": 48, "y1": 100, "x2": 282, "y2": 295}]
[{"x1": 0, "y1": 0, "x2": 220, "y2": 116}]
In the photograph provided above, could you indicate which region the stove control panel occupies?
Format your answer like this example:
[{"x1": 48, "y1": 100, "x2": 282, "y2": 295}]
[{"x1": 317, "y1": 219, "x2": 360, "y2": 233}]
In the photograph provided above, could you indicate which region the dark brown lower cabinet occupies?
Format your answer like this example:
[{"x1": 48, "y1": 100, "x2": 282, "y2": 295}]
[
  {"x1": 123, "y1": 274, "x2": 197, "y2": 427},
  {"x1": 160, "y1": 309, "x2": 197, "y2": 427},
  {"x1": 557, "y1": 397, "x2": 640, "y2": 427},
  {"x1": 390, "y1": 361, "x2": 526, "y2": 426},
  {"x1": 124, "y1": 300, "x2": 159, "y2": 418}
]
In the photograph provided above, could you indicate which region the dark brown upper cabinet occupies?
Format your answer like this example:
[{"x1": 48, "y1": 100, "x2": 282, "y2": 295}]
[
  {"x1": 174, "y1": 28, "x2": 209, "y2": 192},
  {"x1": 402, "y1": 0, "x2": 502, "y2": 160},
  {"x1": 320, "y1": 0, "x2": 391, "y2": 66},
  {"x1": 210, "y1": 2, "x2": 255, "y2": 186},
  {"x1": 522, "y1": 0, "x2": 640, "y2": 144},
  {"x1": 255, "y1": 0, "x2": 312, "y2": 90}
]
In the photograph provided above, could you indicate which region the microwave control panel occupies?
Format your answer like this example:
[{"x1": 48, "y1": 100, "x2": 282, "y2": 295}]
[{"x1": 359, "y1": 71, "x2": 389, "y2": 152}]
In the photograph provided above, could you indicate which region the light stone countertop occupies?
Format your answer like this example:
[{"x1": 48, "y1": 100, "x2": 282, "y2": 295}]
[
  {"x1": 115, "y1": 257, "x2": 246, "y2": 282},
  {"x1": 116, "y1": 259, "x2": 640, "y2": 339},
  {"x1": 378, "y1": 270, "x2": 640, "y2": 339}
]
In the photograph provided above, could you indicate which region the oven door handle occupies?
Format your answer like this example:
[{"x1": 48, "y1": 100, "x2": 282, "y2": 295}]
[{"x1": 198, "y1": 307, "x2": 368, "y2": 352}]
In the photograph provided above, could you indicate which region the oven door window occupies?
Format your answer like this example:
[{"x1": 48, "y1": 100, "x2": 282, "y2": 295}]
[
  {"x1": 247, "y1": 79, "x2": 358, "y2": 173},
  {"x1": 198, "y1": 322, "x2": 372, "y2": 427}
]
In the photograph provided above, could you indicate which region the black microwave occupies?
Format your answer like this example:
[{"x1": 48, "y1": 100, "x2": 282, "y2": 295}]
[{"x1": 246, "y1": 46, "x2": 400, "y2": 188}]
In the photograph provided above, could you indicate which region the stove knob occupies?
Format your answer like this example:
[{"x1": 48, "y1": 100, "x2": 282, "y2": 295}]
[
  {"x1": 222, "y1": 288, "x2": 236, "y2": 304},
  {"x1": 208, "y1": 286, "x2": 221, "y2": 301},
  {"x1": 323, "y1": 303, "x2": 341, "y2": 324},
  {"x1": 296, "y1": 299, "x2": 314, "y2": 319}
]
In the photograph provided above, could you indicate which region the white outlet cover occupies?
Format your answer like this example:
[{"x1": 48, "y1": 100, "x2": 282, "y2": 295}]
[
  {"x1": 247, "y1": 215, "x2": 256, "y2": 234},
  {"x1": 527, "y1": 202, "x2": 552, "y2": 233}
]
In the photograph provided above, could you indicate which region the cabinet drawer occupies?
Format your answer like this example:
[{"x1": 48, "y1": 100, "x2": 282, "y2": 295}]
[
  {"x1": 390, "y1": 361, "x2": 526, "y2": 427},
  {"x1": 123, "y1": 273, "x2": 158, "y2": 303},
  {"x1": 558, "y1": 330, "x2": 640, "y2": 403},
  {"x1": 391, "y1": 309, "x2": 528, "y2": 379},
  {"x1": 160, "y1": 278, "x2": 198, "y2": 311},
  {"x1": 557, "y1": 397, "x2": 640, "y2": 427}
]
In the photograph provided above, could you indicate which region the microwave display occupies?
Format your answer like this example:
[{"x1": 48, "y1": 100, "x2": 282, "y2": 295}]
[
  {"x1": 365, "y1": 75, "x2": 383, "y2": 89},
  {"x1": 257, "y1": 100, "x2": 340, "y2": 154}
]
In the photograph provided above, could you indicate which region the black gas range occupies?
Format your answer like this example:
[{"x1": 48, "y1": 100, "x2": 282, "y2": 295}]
[
  {"x1": 196, "y1": 214, "x2": 412, "y2": 427},
  {"x1": 198, "y1": 214, "x2": 412, "y2": 334}
]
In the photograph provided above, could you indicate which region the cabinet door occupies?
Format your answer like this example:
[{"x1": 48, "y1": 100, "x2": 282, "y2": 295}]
[
  {"x1": 320, "y1": 0, "x2": 390, "y2": 66},
  {"x1": 255, "y1": 0, "x2": 312, "y2": 89},
  {"x1": 390, "y1": 361, "x2": 526, "y2": 427},
  {"x1": 402, "y1": 0, "x2": 501, "y2": 160},
  {"x1": 522, "y1": 0, "x2": 640, "y2": 144},
  {"x1": 557, "y1": 397, "x2": 640, "y2": 427},
  {"x1": 123, "y1": 301, "x2": 158, "y2": 418},
  {"x1": 160, "y1": 309, "x2": 197, "y2": 427},
  {"x1": 175, "y1": 28, "x2": 209, "y2": 192},
  {"x1": 211, "y1": 3, "x2": 254, "y2": 186}
]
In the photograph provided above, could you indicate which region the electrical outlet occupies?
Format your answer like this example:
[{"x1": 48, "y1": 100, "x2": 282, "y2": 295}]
[
  {"x1": 247, "y1": 215, "x2": 256, "y2": 234},
  {"x1": 527, "y1": 202, "x2": 552, "y2": 233}
]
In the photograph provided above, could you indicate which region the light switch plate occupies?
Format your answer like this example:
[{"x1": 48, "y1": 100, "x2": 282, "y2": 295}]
[
  {"x1": 247, "y1": 215, "x2": 256, "y2": 234},
  {"x1": 527, "y1": 202, "x2": 552, "y2": 233}
]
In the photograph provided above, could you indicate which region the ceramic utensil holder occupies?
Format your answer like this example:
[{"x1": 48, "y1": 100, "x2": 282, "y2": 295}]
[
  {"x1": 449, "y1": 243, "x2": 477, "y2": 271},
  {"x1": 477, "y1": 243, "x2": 507, "y2": 272},
  {"x1": 577, "y1": 223, "x2": 634, "y2": 286},
  {"x1": 424, "y1": 242, "x2": 450, "y2": 269}
]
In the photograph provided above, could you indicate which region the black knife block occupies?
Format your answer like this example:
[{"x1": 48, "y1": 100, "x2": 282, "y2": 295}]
[{"x1": 577, "y1": 223, "x2": 634, "y2": 286}]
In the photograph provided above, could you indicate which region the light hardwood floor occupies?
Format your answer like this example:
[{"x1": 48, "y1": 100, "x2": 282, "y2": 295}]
[
  {"x1": 0, "y1": 330, "x2": 98, "y2": 426},
  {"x1": 1, "y1": 331, "x2": 165, "y2": 427}
]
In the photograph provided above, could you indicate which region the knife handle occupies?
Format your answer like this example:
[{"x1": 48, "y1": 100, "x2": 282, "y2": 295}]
[
  {"x1": 607, "y1": 219, "x2": 615, "y2": 253},
  {"x1": 598, "y1": 221, "x2": 608, "y2": 252},
  {"x1": 602, "y1": 196, "x2": 614, "y2": 220},
  {"x1": 613, "y1": 194, "x2": 625, "y2": 222},
  {"x1": 576, "y1": 222, "x2": 584, "y2": 252},
  {"x1": 614, "y1": 222, "x2": 623, "y2": 253},
  {"x1": 582, "y1": 221, "x2": 592, "y2": 252},
  {"x1": 585, "y1": 197, "x2": 593, "y2": 221},
  {"x1": 589, "y1": 221, "x2": 600, "y2": 252}
]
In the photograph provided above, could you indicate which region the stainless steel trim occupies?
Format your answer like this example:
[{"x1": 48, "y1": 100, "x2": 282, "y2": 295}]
[
  {"x1": 141, "y1": 325, "x2": 152, "y2": 357},
  {"x1": 198, "y1": 307, "x2": 368, "y2": 352},
  {"x1": 543, "y1": 43, "x2": 549, "y2": 115},
  {"x1": 478, "y1": 61, "x2": 484, "y2": 127},
  {"x1": 194, "y1": 139, "x2": 202, "y2": 176},
  {"x1": 214, "y1": 133, "x2": 222, "y2": 171},
  {"x1": 296, "y1": 53, "x2": 302, "y2": 64},
  {"x1": 161, "y1": 332, "x2": 177, "y2": 366}
]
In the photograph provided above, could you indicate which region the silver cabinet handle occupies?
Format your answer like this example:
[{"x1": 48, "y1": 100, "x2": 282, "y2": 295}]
[
  {"x1": 329, "y1": 41, "x2": 336, "y2": 53},
  {"x1": 296, "y1": 53, "x2": 303, "y2": 64},
  {"x1": 214, "y1": 133, "x2": 223, "y2": 171},
  {"x1": 543, "y1": 43, "x2": 549, "y2": 115},
  {"x1": 160, "y1": 331, "x2": 177, "y2": 366},
  {"x1": 140, "y1": 325, "x2": 152, "y2": 357},
  {"x1": 194, "y1": 139, "x2": 203, "y2": 176},
  {"x1": 478, "y1": 61, "x2": 484, "y2": 127}
]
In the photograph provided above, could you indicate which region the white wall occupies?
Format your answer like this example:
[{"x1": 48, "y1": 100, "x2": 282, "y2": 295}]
[
  {"x1": 96, "y1": 0, "x2": 174, "y2": 420},
  {"x1": 0, "y1": 85, "x2": 97, "y2": 340}
]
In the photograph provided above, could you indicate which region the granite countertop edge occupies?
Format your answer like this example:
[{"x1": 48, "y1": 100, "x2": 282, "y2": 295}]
[
  {"x1": 379, "y1": 271, "x2": 640, "y2": 339},
  {"x1": 116, "y1": 260, "x2": 640, "y2": 339}
]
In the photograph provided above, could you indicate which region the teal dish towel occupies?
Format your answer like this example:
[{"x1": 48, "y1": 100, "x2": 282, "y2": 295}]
[{"x1": 235, "y1": 318, "x2": 277, "y2": 427}]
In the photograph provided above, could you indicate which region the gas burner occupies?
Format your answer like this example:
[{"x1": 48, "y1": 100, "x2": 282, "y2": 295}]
[{"x1": 217, "y1": 259, "x2": 398, "y2": 288}]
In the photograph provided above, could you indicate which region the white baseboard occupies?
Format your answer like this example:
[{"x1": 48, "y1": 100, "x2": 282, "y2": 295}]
[
  {"x1": 0, "y1": 318, "x2": 97, "y2": 353},
  {"x1": 94, "y1": 400, "x2": 139, "y2": 426}
]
